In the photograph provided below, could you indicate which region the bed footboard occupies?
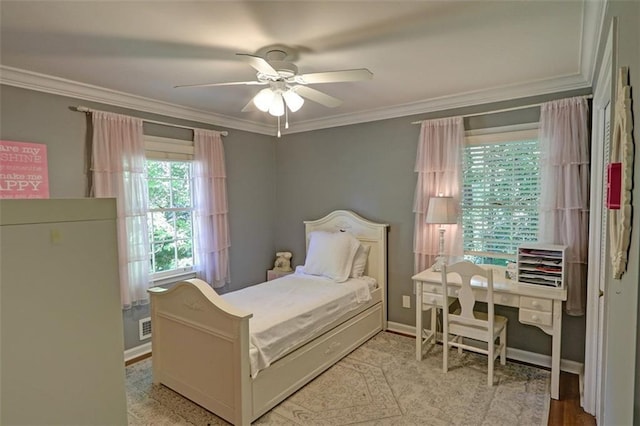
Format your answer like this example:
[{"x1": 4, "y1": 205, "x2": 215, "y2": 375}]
[{"x1": 148, "y1": 279, "x2": 252, "y2": 425}]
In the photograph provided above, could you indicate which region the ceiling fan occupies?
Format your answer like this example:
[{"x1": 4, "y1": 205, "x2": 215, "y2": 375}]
[{"x1": 175, "y1": 47, "x2": 373, "y2": 119}]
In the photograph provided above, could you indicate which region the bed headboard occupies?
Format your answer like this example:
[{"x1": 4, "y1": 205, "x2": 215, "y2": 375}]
[{"x1": 304, "y1": 210, "x2": 389, "y2": 326}]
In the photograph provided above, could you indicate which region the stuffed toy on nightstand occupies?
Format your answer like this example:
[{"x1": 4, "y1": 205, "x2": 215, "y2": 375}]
[{"x1": 273, "y1": 251, "x2": 293, "y2": 272}]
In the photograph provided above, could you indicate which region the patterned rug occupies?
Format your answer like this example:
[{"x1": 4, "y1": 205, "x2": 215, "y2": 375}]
[{"x1": 127, "y1": 332, "x2": 550, "y2": 425}]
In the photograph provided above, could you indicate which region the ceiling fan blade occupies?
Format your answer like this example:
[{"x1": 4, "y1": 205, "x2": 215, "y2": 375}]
[
  {"x1": 236, "y1": 53, "x2": 279, "y2": 76},
  {"x1": 295, "y1": 69, "x2": 373, "y2": 84},
  {"x1": 174, "y1": 81, "x2": 266, "y2": 89},
  {"x1": 293, "y1": 86, "x2": 343, "y2": 108}
]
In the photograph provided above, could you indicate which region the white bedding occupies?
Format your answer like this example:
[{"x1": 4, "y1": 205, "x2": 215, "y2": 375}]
[{"x1": 221, "y1": 272, "x2": 376, "y2": 377}]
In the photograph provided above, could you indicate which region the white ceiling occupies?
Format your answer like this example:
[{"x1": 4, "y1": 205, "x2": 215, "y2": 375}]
[{"x1": 0, "y1": 1, "x2": 603, "y2": 135}]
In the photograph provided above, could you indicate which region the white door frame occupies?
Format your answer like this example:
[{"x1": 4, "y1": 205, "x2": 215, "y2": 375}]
[{"x1": 583, "y1": 18, "x2": 615, "y2": 418}]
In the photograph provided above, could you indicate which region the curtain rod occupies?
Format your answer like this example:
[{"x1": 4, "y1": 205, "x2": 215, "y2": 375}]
[
  {"x1": 74, "y1": 106, "x2": 229, "y2": 136},
  {"x1": 411, "y1": 94, "x2": 593, "y2": 124}
]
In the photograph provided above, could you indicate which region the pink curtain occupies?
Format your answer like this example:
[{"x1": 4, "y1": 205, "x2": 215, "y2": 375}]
[
  {"x1": 539, "y1": 97, "x2": 590, "y2": 315},
  {"x1": 91, "y1": 111, "x2": 150, "y2": 309},
  {"x1": 193, "y1": 129, "x2": 230, "y2": 288},
  {"x1": 413, "y1": 117, "x2": 464, "y2": 272}
]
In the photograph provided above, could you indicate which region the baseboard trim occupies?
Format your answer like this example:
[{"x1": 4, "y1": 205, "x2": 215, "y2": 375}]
[
  {"x1": 387, "y1": 321, "x2": 417, "y2": 337},
  {"x1": 124, "y1": 342, "x2": 152, "y2": 363},
  {"x1": 387, "y1": 321, "x2": 584, "y2": 375}
]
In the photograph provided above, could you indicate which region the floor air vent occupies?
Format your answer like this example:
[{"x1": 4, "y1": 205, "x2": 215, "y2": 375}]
[{"x1": 139, "y1": 317, "x2": 152, "y2": 340}]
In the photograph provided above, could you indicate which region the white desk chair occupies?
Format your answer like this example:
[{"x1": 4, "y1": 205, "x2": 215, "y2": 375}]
[{"x1": 441, "y1": 261, "x2": 508, "y2": 386}]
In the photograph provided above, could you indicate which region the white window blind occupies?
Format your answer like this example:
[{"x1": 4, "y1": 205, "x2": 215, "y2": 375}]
[
  {"x1": 144, "y1": 135, "x2": 194, "y2": 160},
  {"x1": 462, "y1": 135, "x2": 540, "y2": 259}
]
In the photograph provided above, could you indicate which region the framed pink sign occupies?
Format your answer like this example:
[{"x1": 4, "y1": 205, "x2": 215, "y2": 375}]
[{"x1": 0, "y1": 140, "x2": 50, "y2": 199}]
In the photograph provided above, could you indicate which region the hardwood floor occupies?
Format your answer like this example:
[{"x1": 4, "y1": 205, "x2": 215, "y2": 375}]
[
  {"x1": 548, "y1": 372, "x2": 596, "y2": 426},
  {"x1": 125, "y1": 352, "x2": 151, "y2": 366}
]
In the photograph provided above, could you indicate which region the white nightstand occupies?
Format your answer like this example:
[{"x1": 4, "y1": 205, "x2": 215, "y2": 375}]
[{"x1": 267, "y1": 269, "x2": 294, "y2": 281}]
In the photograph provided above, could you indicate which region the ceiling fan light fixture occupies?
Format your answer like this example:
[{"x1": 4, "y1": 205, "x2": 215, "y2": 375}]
[
  {"x1": 283, "y1": 89, "x2": 304, "y2": 112},
  {"x1": 268, "y1": 92, "x2": 285, "y2": 117},
  {"x1": 253, "y1": 88, "x2": 275, "y2": 112}
]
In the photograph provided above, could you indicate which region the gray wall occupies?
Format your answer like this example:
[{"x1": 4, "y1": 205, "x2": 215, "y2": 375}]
[
  {"x1": 0, "y1": 85, "x2": 277, "y2": 350},
  {"x1": 275, "y1": 88, "x2": 590, "y2": 362},
  {"x1": 1, "y1": 82, "x2": 594, "y2": 362}
]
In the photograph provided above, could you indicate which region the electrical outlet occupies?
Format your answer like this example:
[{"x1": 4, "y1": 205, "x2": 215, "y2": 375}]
[{"x1": 402, "y1": 295, "x2": 411, "y2": 309}]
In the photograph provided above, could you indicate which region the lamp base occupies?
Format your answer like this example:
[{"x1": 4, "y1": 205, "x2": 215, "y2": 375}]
[{"x1": 431, "y1": 226, "x2": 448, "y2": 272}]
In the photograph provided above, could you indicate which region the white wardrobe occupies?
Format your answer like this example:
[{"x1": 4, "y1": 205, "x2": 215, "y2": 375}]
[{"x1": 0, "y1": 198, "x2": 127, "y2": 425}]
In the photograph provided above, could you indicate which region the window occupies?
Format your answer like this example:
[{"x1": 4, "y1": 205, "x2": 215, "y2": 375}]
[
  {"x1": 462, "y1": 126, "x2": 540, "y2": 265},
  {"x1": 146, "y1": 159, "x2": 194, "y2": 277},
  {"x1": 144, "y1": 135, "x2": 196, "y2": 279}
]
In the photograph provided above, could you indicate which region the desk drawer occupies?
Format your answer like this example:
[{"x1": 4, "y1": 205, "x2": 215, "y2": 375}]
[
  {"x1": 519, "y1": 308, "x2": 553, "y2": 327},
  {"x1": 520, "y1": 296, "x2": 552, "y2": 312},
  {"x1": 494, "y1": 293, "x2": 519, "y2": 307},
  {"x1": 462, "y1": 290, "x2": 518, "y2": 308},
  {"x1": 425, "y1": 287, "x2": 519, "y2": 308},
  {"x1": 423, "y1": 284, "x2": 442, "y2": 294},
  {"x1": 421, "y1": 293, "x2": 446, "y2": 308}
]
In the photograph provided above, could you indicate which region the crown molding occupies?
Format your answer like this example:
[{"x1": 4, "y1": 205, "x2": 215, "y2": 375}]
[
  {"x1": 581, "y1": 0, "x2": 608, "y2": 85},
  {"x1": 0, "y1": 66, "x2": 275, "y2": 136},
  {"x1": 285, "y1": 73, "x2": 591, "y2": 134},
  {"x1": 1, "y1": 66, "x2": 591, "y2": 138}
]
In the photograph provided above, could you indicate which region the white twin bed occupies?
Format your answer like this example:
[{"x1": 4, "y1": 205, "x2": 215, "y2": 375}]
[{"x1": 148, "y1": 210, "x2": 388, "y2": 425}]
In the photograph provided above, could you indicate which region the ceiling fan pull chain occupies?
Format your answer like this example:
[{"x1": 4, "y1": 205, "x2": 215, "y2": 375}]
[
  {"x1": 277, "y1": 116, "x2": 281, "y2": 138},
  {"x1": 285, "y1": 107, "x2": 290, "y2": 129}
]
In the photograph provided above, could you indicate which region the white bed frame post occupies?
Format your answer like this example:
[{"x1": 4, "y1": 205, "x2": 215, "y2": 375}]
[{"x1": 234, "y1": 310, "x2": 252, "y2": 426}]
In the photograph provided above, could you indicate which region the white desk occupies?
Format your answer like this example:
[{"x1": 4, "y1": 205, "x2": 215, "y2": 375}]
[{"x1": 412, "y1": 267, "x2": 567, "y2": 400}]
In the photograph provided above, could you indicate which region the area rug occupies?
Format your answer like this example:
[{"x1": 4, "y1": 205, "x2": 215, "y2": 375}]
[{"x1": 126, "y1": 332, "x2": 550, "y2": 425}]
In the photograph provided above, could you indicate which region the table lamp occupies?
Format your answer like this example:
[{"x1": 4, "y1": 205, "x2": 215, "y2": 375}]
[{"x1": 425, "y1": 195, "x2": 458, "y2": 271}]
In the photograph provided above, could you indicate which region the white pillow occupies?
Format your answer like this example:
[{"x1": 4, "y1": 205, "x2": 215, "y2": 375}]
[
  {"x1": 302, "y1": 231, "x2": 360, "y2": 282},
  {"x1": 350, "y1": 244, "x2": 371, "y2": 278}
]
